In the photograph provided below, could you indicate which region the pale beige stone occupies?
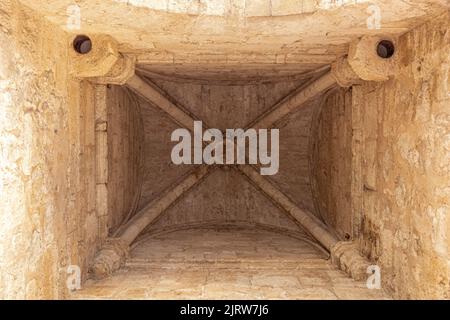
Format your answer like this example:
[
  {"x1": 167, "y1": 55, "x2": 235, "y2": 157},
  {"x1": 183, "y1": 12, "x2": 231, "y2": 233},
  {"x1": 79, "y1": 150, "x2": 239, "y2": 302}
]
[
  {"x1": 73, "y1": 228, "x2": 390, "y2": 300},
  {"x1": 1, "y1": 0, "x2": 449, "y2": 300}
]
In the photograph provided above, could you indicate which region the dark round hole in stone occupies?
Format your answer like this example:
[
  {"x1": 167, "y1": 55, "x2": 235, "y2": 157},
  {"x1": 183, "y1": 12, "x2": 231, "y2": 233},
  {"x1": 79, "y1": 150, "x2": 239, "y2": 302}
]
[
  {"x1": 377, "y1": 40, "x2": 395, "y2": 59},
  {"x1": 73, "y1": 35, "x2": 92, "y2": 54},
  {"x1": 344, "y1": 233, "x2": 351, "y2": 240}
]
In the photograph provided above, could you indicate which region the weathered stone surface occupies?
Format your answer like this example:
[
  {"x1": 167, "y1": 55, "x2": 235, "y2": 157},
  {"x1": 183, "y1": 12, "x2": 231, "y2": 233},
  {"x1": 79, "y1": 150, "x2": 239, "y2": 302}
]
[
  {"x1": 0, "y1": 1, "x2": 103, "y2": 299},
  {"x1": 90, "y1": 238, "x2": 129, "y2": 280},
  {"x1": 73, "y1": 228, "x2": 390, "y2": 300},
  {"x1": 314, "y1": 12, "x2": 450, "y2": 298},
  {"x1": 69, "y1": 35, "x2": 120, "y2": 78},
  {"x1": 331, "y1": 241, "x2": 371, "y2": 281},
  {"x1": 353, "y1": 13, "x2": 450, "y2": 299},
  {"x1": 1, "y1": 0, "x2": 449, "y2": 300},
  {"x1": 16, "y1": 0, "x2": 449, "y2": 63},
  {"x1": 331, "y1": 58, "x2": 362, "y2": 87},
  {"x1": 105, "y1": 85, "x2": 144, "y2": 233},
  {"x1": 310, "y1": 88, "x2": 354, "y2": 239},
  {"x1": 348, "y1": 36, "x2": 400, "y2": 81}
]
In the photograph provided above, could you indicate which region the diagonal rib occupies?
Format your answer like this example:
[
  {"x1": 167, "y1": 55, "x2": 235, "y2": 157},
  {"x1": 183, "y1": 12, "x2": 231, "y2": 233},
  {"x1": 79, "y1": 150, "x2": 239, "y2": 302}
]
[
  {"x1": 118, "y1": 166, "x2": 212, "y2": 245},
  {"x1": 237, "y1": 165, "x2": 338, "y2": 251},
  {"x1": 126, "y1": 74, "x2": 203, "y2": 130},
  {"x1": 247, "y1": 71, "x2": 336, "y2": 130}
]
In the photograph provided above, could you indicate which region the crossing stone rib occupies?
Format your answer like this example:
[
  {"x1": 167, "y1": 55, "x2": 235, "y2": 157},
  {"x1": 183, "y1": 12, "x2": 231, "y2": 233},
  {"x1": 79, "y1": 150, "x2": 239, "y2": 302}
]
[{"x1": 91, "y1": 59, "x2": 371, "y2": 280}]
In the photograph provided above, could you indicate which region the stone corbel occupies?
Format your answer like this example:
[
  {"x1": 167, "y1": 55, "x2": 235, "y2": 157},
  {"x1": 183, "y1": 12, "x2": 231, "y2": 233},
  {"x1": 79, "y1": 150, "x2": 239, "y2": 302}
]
[
  {"x1": 68, "y1": 34, "x2": 135, "y2": 84},
  {"x1": 93, "y1": 54, "x2": 136, "y2": 85},
  {"x1": 331, "y1": 57, "x2": 363, "y2": 88},
  {"x1": 330, "y1": 241, "x2": 371, "y2": 281},
  {"x1": 332, "y1": 35, "x2": 399, "y2": 87},
  {"x1": 90, "y1": 238, "x2": 129, "y2": 279}
]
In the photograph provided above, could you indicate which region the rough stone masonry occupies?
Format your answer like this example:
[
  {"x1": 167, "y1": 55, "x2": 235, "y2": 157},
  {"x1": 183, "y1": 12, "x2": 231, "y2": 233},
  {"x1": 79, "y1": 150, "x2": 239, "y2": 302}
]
[{"x1": 0, "y1": 0, "x2": 449, "y2": 300}]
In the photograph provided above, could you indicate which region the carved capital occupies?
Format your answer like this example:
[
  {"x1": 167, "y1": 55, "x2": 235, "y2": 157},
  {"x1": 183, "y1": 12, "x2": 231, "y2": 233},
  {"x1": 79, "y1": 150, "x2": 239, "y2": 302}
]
[
  {"x1": 330, "y1": 241, "x2": 371, "y2": 281},
  {"x1": 90, "y1": 238, "x2": 129, "y2": 279},
  {"x1": 93, "y1": 54, "x2": 136, "y2": 85},
  {"x1": 331, "y1": 57, "x2": 362, "y2": 87}
]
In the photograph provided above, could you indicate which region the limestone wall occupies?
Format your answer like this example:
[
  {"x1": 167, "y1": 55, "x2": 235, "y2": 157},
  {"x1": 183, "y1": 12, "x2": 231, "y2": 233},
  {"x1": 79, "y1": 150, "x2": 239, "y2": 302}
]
[
  {"x1": 2, "y1": 0, "x2": 449, "y2": 300},
  {"x1": 310, "y1": 88, "x2": 353, "y2": 240},
  {"x1": 353, "y1": 13, "x2": 450, "y2": 299},
  {"x1": 106, "y1": 86, "x2": 144, "y2": 234},
  {"x1": 311, "y1": 13, "x2": 450, "y2": 298},
  {"x1": 0, "y1": 1, "x2": 101, "y2": 299}
]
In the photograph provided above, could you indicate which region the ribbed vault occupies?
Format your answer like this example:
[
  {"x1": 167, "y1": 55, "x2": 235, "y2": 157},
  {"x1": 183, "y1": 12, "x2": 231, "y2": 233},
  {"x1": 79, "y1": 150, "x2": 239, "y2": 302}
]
[{"x1": 91, "y1": 62, "x2": 352, "y2": 281}]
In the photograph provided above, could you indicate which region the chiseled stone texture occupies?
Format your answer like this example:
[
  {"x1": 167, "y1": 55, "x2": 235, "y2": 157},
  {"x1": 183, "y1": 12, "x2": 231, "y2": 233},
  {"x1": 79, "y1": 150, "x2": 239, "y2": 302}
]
[
  {"x1": 2, "y1": 0, "x2": 449, "y2": 300},
  {"x1": 310, "y1": 88, "x2": 354, "y2": 239},
  {"x1": 135, "y1": 75, "x2": 321, "y2": 236},
  {"x1": 106, "y1": 85, "x2": 144, "y2": 233},
  {"x1": 309, "y1": 12, "x2": 450, "y2": 299},
  {"x1": 73, "y1": 227, "x2": 390, "y2": 300},
  {"x1": 353, "y1": 13, "x2": 450, "y2": 299},
  {"x1": 0, "y1": 1, "x2": 102, "y2": 299},
  {"x1": 16, "y1": 0, "x2": 448, "y2": 63}
]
